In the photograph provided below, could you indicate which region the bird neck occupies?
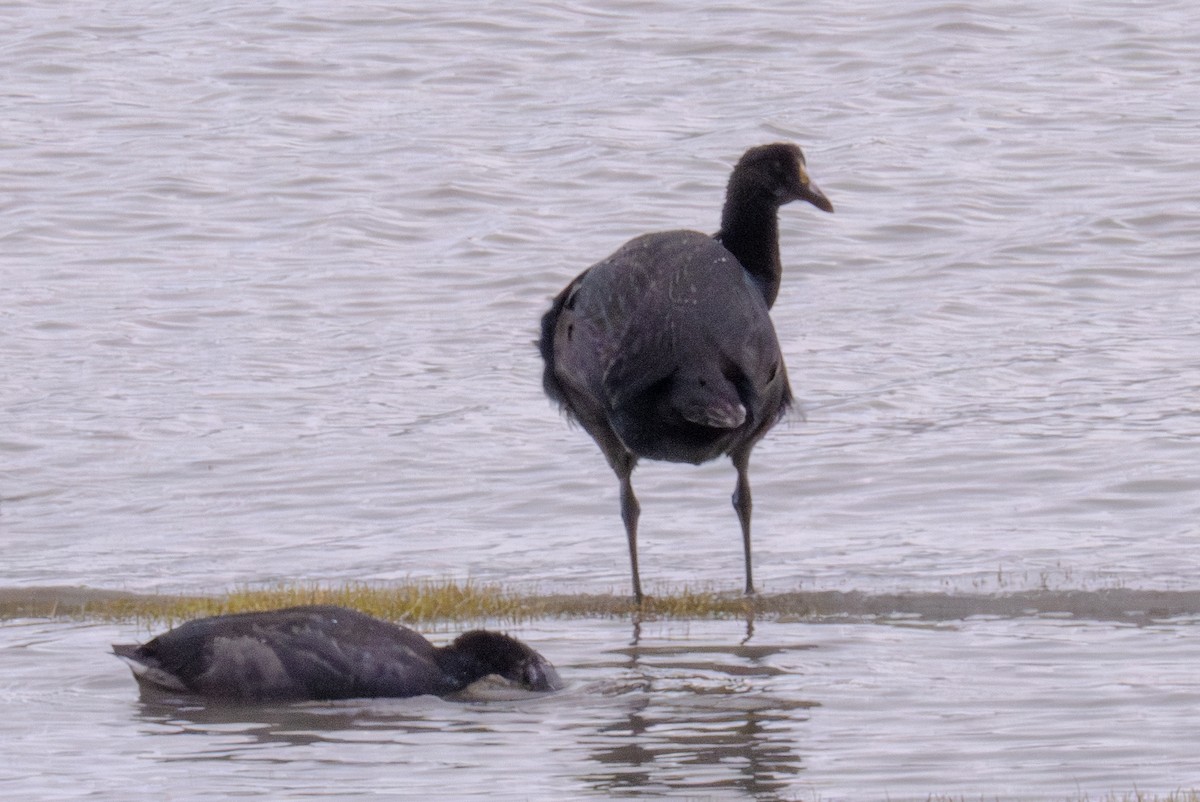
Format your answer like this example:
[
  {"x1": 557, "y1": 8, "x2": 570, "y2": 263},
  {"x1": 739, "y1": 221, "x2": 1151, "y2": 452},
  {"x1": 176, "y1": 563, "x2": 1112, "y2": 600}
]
[
  {"x1": 715, "y1": 197, "x2": 784, "y2": 309},
  {"x1": 435, "y1": 647, "x2": 486, "y2": 692}
]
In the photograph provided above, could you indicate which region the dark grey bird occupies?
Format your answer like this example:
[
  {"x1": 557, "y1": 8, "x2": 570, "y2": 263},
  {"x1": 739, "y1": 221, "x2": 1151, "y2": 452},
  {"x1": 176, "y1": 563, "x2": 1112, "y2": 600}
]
[
  {"x1": 112, "y1": 605, "x2": 563, "y2": 702},
  {"x1": 538, "y1": 143, "x2": 833, "y2": 602}
]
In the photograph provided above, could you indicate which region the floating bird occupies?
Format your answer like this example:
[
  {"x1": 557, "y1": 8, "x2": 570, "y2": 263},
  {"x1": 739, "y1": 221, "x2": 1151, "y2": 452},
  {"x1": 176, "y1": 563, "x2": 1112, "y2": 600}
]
[
  {"x1": 113, "y1": 605, "x2": 562, "y2": 702},
  {"x1": 538, "y1": 143, "x2": 833, "y2": 602}
]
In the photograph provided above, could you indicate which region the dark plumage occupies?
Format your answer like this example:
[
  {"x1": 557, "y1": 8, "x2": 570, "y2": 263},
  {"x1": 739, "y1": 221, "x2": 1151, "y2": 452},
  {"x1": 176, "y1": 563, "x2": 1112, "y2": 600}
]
[
  {"x1": 538, "y1": 143, "x2": 833, "y2": 602},
  {"x1": 112, "y1": 605, "x2": 563, "y2": 702}
]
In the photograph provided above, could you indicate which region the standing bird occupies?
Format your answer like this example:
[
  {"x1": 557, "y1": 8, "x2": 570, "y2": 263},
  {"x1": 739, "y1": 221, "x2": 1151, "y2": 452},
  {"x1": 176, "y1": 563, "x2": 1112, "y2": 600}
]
[{"x1": 538, "y1": 143, "x2": 833, "y2": 602}]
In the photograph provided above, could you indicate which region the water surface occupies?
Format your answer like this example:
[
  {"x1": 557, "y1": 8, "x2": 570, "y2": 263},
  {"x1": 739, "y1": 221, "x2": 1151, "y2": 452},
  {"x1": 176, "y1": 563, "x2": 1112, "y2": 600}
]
[{"x1": 3, "y1": 0, "x2": 1199, "y2": 798}]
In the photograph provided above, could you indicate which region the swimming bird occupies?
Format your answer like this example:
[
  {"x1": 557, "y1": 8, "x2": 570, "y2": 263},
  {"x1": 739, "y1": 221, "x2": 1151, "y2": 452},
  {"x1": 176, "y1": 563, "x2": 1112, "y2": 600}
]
[
  {"x1": 538, "y1": 143, "x2": 833, "y2": 602},
  {"x1": 112, "y1": 605, "x2": 563, "y2": 702}
]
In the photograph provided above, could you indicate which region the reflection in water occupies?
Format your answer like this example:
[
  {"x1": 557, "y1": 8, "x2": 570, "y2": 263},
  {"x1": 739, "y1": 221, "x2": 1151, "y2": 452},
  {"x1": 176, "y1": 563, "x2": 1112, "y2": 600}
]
[
  {"x1": 11, "y1": 615, "x2": 1199, "y2": 798},
  {"x1": 129, "y1": 698, "x2": 441, "y2": 752},
  {"x1": 581, "y1": 630, "x2": 817, "y2": 797},
  {"x1": 121, "y1": 628, "x2": 821, "y2": 798}
]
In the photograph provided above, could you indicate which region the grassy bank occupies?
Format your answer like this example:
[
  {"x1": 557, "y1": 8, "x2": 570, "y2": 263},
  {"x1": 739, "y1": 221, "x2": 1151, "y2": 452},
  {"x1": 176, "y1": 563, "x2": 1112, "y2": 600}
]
[
  {"x1": 4, "y1": 582, "x2": 1200, "y2": 626},
  {"x1": 0, "y1": 580, "x2": 770, "y2": 626}
]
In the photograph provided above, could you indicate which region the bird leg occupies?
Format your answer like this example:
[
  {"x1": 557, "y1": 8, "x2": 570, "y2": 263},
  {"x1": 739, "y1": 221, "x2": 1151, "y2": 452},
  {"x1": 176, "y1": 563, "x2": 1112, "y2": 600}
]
[
  {"x1": 614, "y1": 454, "x2": 643, "y2": 604},
  {"x1": 731, "y1": 451, "x2": 755, "y2": 595}
]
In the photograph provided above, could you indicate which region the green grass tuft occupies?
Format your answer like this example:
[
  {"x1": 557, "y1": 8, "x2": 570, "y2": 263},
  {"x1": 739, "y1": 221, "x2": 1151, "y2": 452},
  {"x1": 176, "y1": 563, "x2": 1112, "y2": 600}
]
[
  {"x1": 94, "y1": 580, "x2": 535, "y2": 628},
  {"x1": 7, "y1": 583, "x2": 1196, "y2": 627},
  {"x1": 0, "y1": 580, "x2": 811, "y2": 627}
]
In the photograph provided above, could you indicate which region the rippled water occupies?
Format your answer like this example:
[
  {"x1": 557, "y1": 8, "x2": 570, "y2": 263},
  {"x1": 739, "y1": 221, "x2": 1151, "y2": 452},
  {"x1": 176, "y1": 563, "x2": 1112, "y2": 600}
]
[
  {"x1": 5, "y1": 614, "x2": 1200, "y2": 800},
  {"x1": 3, "y1": 0, "x2": 1199, "y2": 798}
]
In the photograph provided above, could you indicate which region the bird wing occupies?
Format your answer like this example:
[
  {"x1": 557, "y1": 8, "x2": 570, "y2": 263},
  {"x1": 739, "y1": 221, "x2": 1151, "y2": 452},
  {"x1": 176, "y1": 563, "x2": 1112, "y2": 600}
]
[{"x1": 599, "y1": 233, "x2": 778, "y2": 411}]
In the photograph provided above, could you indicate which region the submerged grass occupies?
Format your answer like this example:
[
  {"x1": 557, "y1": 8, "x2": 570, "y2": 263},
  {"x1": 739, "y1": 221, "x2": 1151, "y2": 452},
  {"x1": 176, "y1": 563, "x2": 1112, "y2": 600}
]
[
  {"x1": 6, "y1": 581, "x2": 1200, "y2": 627},
  {"x1": 0, "y1": 580, "x2": 795, "y2": 628},
  {"x1": 78, "y1": 580, "x2": 536, "y2": 629}
]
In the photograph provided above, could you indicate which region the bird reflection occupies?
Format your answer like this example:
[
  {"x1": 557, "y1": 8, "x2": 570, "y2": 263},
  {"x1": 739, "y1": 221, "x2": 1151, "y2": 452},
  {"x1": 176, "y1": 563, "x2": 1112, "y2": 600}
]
[
  {"x1": 585, "y1": 636, "x2": 816, "y2": 796},
  {"x1": 122, "y1": 627, "x2": 819, "y2": 797},
  {"x1": 127, "y1": 697, "x2": 444, "y2": 751},
  {"x1": 626, "y1": 603, "x2": 758, "y2": 646}
]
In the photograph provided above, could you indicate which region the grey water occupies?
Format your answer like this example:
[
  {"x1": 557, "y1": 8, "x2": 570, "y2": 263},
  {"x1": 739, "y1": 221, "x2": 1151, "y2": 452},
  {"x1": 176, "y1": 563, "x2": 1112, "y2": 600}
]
[{"x1": 2, "y1": 0, "x2": 1199, "y2": 798}]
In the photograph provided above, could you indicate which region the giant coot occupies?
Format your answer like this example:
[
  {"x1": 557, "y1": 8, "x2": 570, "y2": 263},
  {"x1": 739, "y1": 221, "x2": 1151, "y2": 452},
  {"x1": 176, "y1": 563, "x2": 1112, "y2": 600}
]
[
  {"x1": 538, "y1": 143, "x2": 833, "y2": 602},
  {"x1": 112, "y1": 605, "x2": 563, "y2": 702}
]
